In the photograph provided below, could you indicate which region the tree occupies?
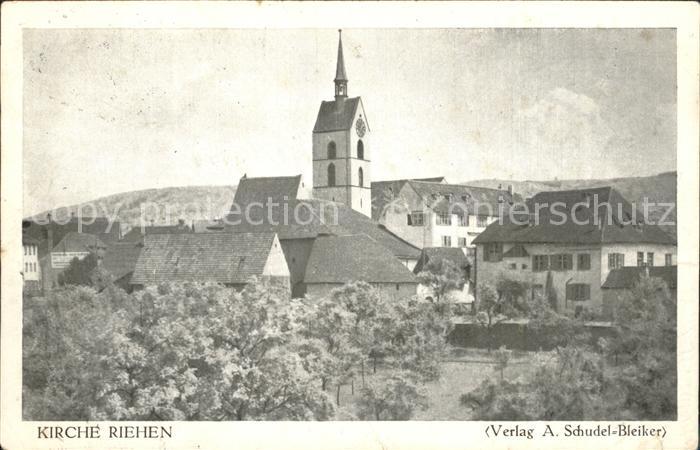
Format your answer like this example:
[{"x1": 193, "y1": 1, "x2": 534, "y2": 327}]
[
  {"x1": 416, "y1": 258, "x2": 463, "y2": 313},
  {"x1": 474, "y1": 281, "x2": 527, "y2": 352},
  {"x1": 23, "y1": 279, "x2": 336, "y2": 420},
  {"x1": 602, "y1": 274, "x2": 677, "y2": 419},
  {"x1": 526, "y1": 293, "x2": 588, "y2": 352},
  {"x1": 57, "y1": 253, "x2": 99, "y2": 286},
  {"x1": 460, "y1": 347, "x2": 611, "y2": 420},
  {"x1": 356, "y1": 371, "x2": 429, "y2": 420},
  {"x1": 460, "y1": 275, "x2": 677, "y2": 421}
]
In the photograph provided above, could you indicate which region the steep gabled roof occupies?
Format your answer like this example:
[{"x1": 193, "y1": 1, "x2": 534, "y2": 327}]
[
  {"x1": 370, "y1": 177, "x2": 446, "y2": 221},
  {"x1": 226, "y1": 195, "x2": 421, "y2": 259},
  {"x1": 52, "y1": 232, "x2": 106, "y2": 253},
  {"x1": 313, "y1": 97, "x2": 362, "y2": 133},
  {"x1": 602, "y1": 266, "x2": 677, "y2": 290},
  {"x1": 473, "y1": 186, "x2": 676, "y2": 246},
  {"x1": 304, "y1": 234, "x2": 417, "y2": 284},
  {"x1": 231, "y1": 175, "x2": 302, "y2": 208},
  {"x1": 407, "y1": 181, "x2": 522, "y2": 217},
  {"x1": 102, "y1": 241, "x2": 143, "y2": 280},
  {"x1": 413, "y1": 247, "x2": 471, "y2": 274},
  {"x1": 131, "y1": 232, "x2": 277, "y2": 285}
]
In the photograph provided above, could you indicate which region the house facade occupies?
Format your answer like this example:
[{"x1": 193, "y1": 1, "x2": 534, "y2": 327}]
[
  {"x1": 472, "y1": 187, "x2": 676, "y2": 316},
  {"x1": 374, "y1": 179, "x2": 521, "y2": 251},
  {"x1": 22, "y1": 235, "x2": 41, "y2": 291}
]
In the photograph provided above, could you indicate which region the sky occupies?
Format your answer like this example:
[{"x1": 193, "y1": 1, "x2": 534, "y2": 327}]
[{"x1": 23, "y1": 28, "x2": 676, "y2": 215}]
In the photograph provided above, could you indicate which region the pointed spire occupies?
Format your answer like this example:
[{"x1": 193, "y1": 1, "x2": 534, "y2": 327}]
[
  {"x1": 334, "y1": 30, "x2": 348, "y2": 99},
  {"x1": 335, "y1": 30, "x2": 348, "y2": 82}
]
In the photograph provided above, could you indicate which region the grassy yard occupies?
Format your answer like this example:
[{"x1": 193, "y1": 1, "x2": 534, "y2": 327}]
[{"x1": 335, "y1": 348, "x2": 537, "y2": 420}]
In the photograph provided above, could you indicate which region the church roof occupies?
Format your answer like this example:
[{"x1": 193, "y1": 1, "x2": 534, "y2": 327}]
[
  {"x1": 231, "y1": 175, "x2": 302, "y2": 208},
  {"x1": 313, "y1": 97, "x2": 362, "y2": 133}
]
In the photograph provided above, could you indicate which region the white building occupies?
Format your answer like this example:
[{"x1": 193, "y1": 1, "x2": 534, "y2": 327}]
[
  {"x1": 372, "y1": 179, "x2": 522, "y2": 252},
  {"x1": 472, "y1": 186, "x2": 677, "y2": 317}
]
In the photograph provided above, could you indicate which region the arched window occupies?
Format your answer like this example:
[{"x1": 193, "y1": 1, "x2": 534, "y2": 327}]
[
  {"x1": 358, "y1": 167, "x2": 364, "y2": 187},
  {"x1": 327, "y1": 141, "x2": 337, "y2": 159},
  {"x1": 357, "y1": 140, "x2": 364, "y2": 159},
  {"x1": 328, "y1": 163, "x2": 336, "y2": 187}
]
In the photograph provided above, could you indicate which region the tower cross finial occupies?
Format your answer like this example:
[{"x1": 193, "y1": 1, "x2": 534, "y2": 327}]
[{"x1": 334, "y1": 29, "x2": 348, "y2": 99}]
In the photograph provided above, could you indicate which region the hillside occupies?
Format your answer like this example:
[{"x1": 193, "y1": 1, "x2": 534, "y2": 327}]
[
  {"x1": 27, "y1": 172, "x2": 677, "y2": 238},
  {"x1": 463, "y1": 171, "x2": 677, "y2": 237},
  {"x1": 28, "y1": 185, "x2": 237, "y2": 228}
]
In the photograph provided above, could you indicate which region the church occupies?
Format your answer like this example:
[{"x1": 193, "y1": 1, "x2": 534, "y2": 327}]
[
  {"x1": 224, "y1": 31, "x2": 421, "y2": 298},
  {"x1": 311, "y1": 30, "x2": 372, "y2": 218}
]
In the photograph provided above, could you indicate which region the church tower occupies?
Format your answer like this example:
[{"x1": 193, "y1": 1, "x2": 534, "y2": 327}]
[{"x1": 312, "y1": 30, "x2": 371, "y2": 217}]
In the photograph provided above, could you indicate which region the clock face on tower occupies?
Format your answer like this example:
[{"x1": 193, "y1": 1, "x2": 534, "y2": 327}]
[{"x1": 355, "y1": 118, "x2": 366, "y2": 138}]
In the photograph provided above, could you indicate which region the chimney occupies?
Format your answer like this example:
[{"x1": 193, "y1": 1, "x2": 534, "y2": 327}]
[
  {"x1": 507, "y1": 184, "x2": 513, "y2": 196},
  {"x1": 47, "y1": 212, "x2": 52, "y2": 223},
  {"x1": 497, "y1": 183, "x2": 502, "y2": 190}
]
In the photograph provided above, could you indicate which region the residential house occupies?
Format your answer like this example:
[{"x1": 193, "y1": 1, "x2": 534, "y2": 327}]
[
  {"x1": 601, "y1": 265, "x2": 677, "y2": 317},
  {"x1": 23, "y1": 216, "x2": 122, "y2": 291},
  {"x1": 130, "y1": 232, "x2": 290, "y2": 291},
  {"x1": 371, "y1": 177, "x2": 446, "y2": 221},
  {"x1": 373, "y1": 179, "x2": 522, "y2": 251},
  {"x1": 472, "y1": 186, "x2": 677, "y2": 316},
  {"x1": 303, "y1": 234, "x2": 418, "y2": 299},
  {"x1": 41, "y1": 232, "x2": 106, "y2": 287},
  {"x1": 22, "y1": 235, "x2": 41, "y2": 292}
]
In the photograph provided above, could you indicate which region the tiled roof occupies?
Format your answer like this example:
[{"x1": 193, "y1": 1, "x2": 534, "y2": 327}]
[
  {"x1": 602, "y1": 266, "x2": 677, "y2": 290},
  {"x1": 407, "y1": 181, "x2": 523, "y2": 217},
  {"x1": 473, "y1": 187, "x2": 676, "y2": 246},
  {"x1": 131, "y1": 232, "x2": 277, "y2": 285},
  {"x1": 52, "y1": 232, "x2": 106, "y2": 253},
  {"x1": 413, "y1": 247, "x2": 472, "y2": 274},
  {"x1": 226, "y1": 192, "x2": 421, "y2": 259},
  {"x1": 122, "y1": 225, "x2": 192, "y2": 242},
  {"x1": 231, "y1": 175, "x2": 302, "y2": 209},
  {"x1": 304, "y1": 234, "x2": 417, "y2": 284},
  {"x1": 313, "y1": 97, "x2": 361, "y2": 133},
  {"x1": 370, "y1": 177, "x2": 446, "y2": 221},
  {"x1": 102, "y1": 242, "x2": 144, "y2": 280}
]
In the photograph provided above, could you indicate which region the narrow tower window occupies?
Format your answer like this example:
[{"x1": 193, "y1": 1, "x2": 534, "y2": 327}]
[
  {"x1": 357, "y1": 139, "x2": 364, "y2": 159},
  {"x1": 358, "y1": 167, "x2": 364, "y2": 187},
  {"x1": 327, "y1": 141, "x2": 336, "y2": 159},
  {"x1": 328, "y1": 163, "x2": 336, "y2": 187}
]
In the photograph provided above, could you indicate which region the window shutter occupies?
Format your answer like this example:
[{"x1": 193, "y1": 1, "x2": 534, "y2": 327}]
[
  {"x1": 584, "y1": 284, "x2": 590, "y2": 300},
  {"x1": 407, "y1": 214, "x2": 412, "y2": 226}
]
